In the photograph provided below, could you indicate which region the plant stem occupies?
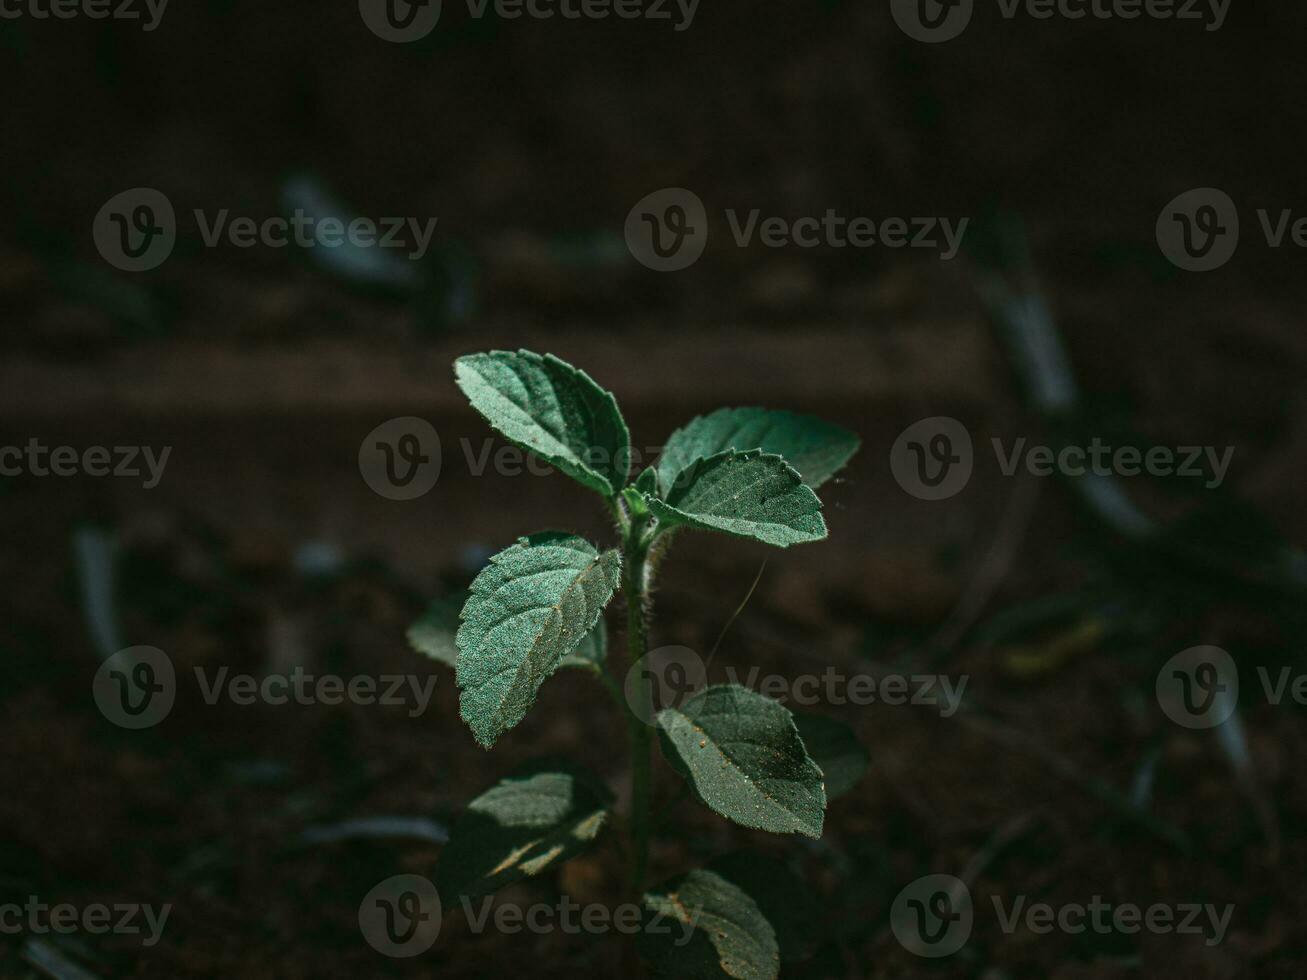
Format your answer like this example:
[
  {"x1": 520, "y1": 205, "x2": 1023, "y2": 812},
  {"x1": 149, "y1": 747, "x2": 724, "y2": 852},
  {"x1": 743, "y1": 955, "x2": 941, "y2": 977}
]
[{"x1": 623, "y1": 525, "x2": 653, "y2": 894}]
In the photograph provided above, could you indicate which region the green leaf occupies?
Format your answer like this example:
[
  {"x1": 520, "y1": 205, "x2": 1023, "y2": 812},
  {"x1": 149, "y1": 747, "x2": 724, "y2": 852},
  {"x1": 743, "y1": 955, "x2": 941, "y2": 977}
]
[
  {"x1": 454, "y1": 349, "x2": 631, "y2": 497},
  {"x1": 560, "y1": 616, "x2": 607, "y2": 670},
  {"x1": 638, "y1": 868, "x2": 779, "y2": 980},
  {"x1": 647, "y1": 451, "x2": 826, "y2": 548},
  {"x1": 657, "y1": 684, "x2": 826, "y2": 838},
  {"x1": 406, "y1": 593, "x2": 465, "y2": 668},
  {"x1": 436, "y1": 762, "x2": 612, "y2": 900},
  {"x1": 708, "y1": 853, "x2": 819, "y2": 966},
  {"x1": 635, "y1": 465, "x2": 659, "y2": 495},
  {"x1": 456, "y1": 533, "x2": 621, "y2": 747},
  {"x1": 657, "y1": 407, "x2": 859, "y2": 492},
  {"x1": 410, "y1": 591, "x2": 607, "y2": 673},
  {"x1": 792, "y1": 713, "x2": 869, "y2": 801}
]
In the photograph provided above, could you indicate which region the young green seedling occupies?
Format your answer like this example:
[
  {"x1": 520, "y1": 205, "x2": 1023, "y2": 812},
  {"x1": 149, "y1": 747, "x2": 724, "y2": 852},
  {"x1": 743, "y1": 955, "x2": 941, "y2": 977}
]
[{"x1": 410, "y1": 349, "x2": 865, "y2": 978}]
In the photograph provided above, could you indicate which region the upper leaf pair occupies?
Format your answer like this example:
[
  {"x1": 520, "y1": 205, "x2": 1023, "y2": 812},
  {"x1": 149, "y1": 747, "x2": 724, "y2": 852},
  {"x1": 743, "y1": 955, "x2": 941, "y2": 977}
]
[{"x1": 454, "y1": 350, "x2": 859, "y2": 549}]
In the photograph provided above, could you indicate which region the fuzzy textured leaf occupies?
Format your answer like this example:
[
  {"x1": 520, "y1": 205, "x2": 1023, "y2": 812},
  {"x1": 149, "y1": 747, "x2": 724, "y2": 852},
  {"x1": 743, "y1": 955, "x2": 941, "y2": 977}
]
[
  {"x1": 658, "y1": 407, "x2": 859, "y2": 492},
  {"x1": 657, "y1": 684, "x2": 826, "y2": 838},
  {"x1": 456, "y1": 533, "x2": 621, "y2": 747},
  {"x1": 793, "y1": 712, "x2": 869, "y2": 801},
  {"x1": 436, "y1": 762, "x2": 612, "y2": 900},
  {"x1": 560, "y1": 616, "x2": 607, "y2": 670},
  {"x1": 409, "y1": 592, "x2": 607, "y2": 672},
  {"x1": 638, "y1": 868, "x2": 779, "y2": 980},
  {"x1": 406, "y1": 593, "x2": 465, "y2": 668},
  {"x1": 708, "y1": 853, "x2": 819, "y2": 966},
  {"x1": 648, "y1": 450, "x2": 826, "y2": 548},
  {"x1": 454, "y1": 349, "x2": 631, "y2": 497}
]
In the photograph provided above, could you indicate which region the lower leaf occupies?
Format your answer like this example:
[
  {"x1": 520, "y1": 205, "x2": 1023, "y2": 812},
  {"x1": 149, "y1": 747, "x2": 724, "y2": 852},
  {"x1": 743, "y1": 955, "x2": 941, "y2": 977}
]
[
  {"x1": 638, "y1": 867, "x2": 779, "y2": 980},
  {"x1": 435, "y1": 762, "x2": 612, "y2": 901}
]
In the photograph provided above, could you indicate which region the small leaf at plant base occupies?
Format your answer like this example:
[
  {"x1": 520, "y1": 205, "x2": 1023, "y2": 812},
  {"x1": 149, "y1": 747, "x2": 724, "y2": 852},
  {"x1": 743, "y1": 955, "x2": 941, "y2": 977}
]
[
  {"x1": 708, "y1": 853, "x2": 819, "y2": 966},
  {"x1": 657, "y1": 684, "x2": 826, "y2": 838},
  {"x1": 454, "y1": 349, "x2": 632, "y2": 497},
  {"x1": 411, "y1": 589, "x2": 607, "y2": 673},
  {"x1": 622, "y1": 486, "x2": 650, "y2": 520},
  {"x1": 792, "y1": 712, "x2": 869, "y2": 800},
  {"x1": 436, "y1": 762, "x2": 612, "y2": 900},
  {"x1": 638, "y1": 867, "x2": 780, "y2": 980},
  {"x1": 634, "y1": 465, "x2": 659, "y2": 495},
  {"x1": 657, "y1": 407, "x2": 860, "y2": 491},
  {"x1": 456, "y1": 533, "x2": 621, "y2": 747},
  {"x1": 648, "y1": 450, "x2": 826, "y2": 549}
]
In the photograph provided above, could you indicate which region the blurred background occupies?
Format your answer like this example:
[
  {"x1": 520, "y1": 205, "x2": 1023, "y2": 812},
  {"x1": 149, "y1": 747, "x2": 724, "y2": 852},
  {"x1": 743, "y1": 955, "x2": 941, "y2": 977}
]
[{"x1": 2, "y1": 2, "x2": 1306, "y2": 977}]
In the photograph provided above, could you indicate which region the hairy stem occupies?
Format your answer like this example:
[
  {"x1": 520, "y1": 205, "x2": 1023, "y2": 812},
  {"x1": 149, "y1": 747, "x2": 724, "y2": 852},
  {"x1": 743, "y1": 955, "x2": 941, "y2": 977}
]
[{"x1": 623, "y1": 524, "x2": 653, "y2": 894}]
